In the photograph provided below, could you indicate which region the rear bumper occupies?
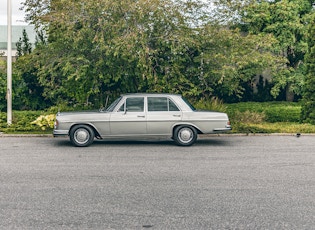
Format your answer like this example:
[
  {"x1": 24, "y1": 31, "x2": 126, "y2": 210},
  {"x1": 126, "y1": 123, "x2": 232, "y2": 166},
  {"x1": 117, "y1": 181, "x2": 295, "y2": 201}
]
[
  {"x1": 213, "y1": 125, "x2": 232, "y2": 132},
  {"x1": 53, "y1": 130, "x2": 69, "y2": 137}
]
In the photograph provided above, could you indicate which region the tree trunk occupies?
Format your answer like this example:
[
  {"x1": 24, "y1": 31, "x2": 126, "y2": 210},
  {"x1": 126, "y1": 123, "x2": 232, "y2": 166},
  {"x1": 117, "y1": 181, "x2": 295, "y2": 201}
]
[{"x1": 286, "y1": 84, "x2": 294, "y2": 102}]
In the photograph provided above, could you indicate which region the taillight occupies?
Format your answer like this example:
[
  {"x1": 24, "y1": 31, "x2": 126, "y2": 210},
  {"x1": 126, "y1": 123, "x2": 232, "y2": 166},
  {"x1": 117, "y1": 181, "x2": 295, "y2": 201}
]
[{"x1": 54, "y1": 120, "x2": 58, "y2": 129}]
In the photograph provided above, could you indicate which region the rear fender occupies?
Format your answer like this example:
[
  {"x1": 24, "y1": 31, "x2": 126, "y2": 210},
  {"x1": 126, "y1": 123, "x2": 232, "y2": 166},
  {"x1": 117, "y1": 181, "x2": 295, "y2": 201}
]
[{"x1": 172, "y1": 123, "x2": 202, "y2": 136}]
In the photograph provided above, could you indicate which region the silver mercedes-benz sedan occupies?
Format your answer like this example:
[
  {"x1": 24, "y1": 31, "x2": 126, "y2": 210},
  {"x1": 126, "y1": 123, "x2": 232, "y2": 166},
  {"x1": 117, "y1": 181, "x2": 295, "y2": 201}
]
[{"x1": 53, "y1": 93, "x2": 231, "y2": 147}]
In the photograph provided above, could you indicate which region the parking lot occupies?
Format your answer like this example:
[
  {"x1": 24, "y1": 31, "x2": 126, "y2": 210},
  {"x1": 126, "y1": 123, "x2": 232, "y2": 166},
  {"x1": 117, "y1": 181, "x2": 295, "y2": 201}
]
[{"x1": 0, "y1": 135, "x2": 314, "y2": 229}]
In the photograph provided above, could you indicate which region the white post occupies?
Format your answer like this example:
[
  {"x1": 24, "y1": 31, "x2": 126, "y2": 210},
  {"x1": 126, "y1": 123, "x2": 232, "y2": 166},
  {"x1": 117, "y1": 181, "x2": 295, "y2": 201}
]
[{"x1": 7, "y1": 0, "x2": 12, "y2": 125}]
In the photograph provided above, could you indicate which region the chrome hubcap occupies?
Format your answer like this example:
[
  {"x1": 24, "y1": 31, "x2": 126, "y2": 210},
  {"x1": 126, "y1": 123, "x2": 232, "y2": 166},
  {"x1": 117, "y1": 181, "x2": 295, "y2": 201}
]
[
  {"x1": 74, "y1": 129, "x2": 90, "y2": 144},
  {"x1": 178, "y1": 128, "x2": 193, "y2": 143}
]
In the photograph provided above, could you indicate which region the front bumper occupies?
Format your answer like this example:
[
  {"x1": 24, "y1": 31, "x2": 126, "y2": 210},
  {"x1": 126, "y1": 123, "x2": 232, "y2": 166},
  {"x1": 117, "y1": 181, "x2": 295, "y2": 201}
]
[{"x1": 53, "y1": 129, "x2": 69, "y2": 137}]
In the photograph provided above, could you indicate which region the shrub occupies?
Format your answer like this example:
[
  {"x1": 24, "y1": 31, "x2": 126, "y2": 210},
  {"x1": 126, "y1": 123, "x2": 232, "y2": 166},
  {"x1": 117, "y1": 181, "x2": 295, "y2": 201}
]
[
  {"x1": 264, "y1": 106, "x2": 301, "y2": 122},
  {"x1": 194, "y1": 97, "x2": 227, "y2": 112},
  {"x1": 31, "y1": 114, "x2": 56, "y2": 130},
  {"x1": 233, "y1": 110, "x2": 266, "y2": 124},
  {"x1": 227, "y1": 102, "x2": 301, "y2": 123},
  {"x1": 0, "y1": 111, "x2": 52, "y2": 133}
]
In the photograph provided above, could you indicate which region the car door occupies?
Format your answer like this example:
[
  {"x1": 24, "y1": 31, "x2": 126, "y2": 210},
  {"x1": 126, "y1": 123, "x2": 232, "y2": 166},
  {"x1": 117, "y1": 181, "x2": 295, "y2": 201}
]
[
  {"x1": 109, "y1": 96, "x2": 147, "y2": 136},
  {"x1": 146, "y1": 96, "x2": 182, "y2": 135}
]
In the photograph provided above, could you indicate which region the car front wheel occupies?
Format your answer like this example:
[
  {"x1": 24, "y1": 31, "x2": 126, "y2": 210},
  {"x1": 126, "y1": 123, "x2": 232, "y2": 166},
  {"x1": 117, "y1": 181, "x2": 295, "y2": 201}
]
[
  {"x1": 69, "y1": 125, "x2": 95, "y2": 147},
  {"x1": 173, "y1": 126, "x2": 197, "y2": 146}
]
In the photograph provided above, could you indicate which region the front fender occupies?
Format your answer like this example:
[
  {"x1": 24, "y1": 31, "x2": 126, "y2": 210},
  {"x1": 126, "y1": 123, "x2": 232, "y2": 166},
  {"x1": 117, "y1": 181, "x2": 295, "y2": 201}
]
[{"x1": 69, "y1": 123, "x2": 102, "y2": 138}]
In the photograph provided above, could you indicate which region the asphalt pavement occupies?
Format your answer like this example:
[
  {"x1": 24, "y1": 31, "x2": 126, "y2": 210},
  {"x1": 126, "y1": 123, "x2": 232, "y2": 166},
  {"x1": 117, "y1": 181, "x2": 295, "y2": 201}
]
[{"x1": 0, "y1": 135, "x2": 314, "y2": 229}]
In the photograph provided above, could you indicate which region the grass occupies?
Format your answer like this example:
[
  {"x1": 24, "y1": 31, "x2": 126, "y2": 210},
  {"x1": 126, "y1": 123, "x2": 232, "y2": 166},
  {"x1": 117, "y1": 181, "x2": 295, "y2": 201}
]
[
  {"x1": 232, "y1": 122, "x2": 315, "y2": 134},
  {"x1": 1, "y1": 101, "x2": 314, "y2": 134}
]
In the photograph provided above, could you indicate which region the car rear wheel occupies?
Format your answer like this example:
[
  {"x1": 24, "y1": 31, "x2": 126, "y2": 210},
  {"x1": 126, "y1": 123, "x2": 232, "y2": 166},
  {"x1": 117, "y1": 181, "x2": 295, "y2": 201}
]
[
  {"x1": 173, "y1": 126, "x2": 197, "y2": 146},
  {"x1": 70, "y1": 125, "x2": 95, "y2": 147}
]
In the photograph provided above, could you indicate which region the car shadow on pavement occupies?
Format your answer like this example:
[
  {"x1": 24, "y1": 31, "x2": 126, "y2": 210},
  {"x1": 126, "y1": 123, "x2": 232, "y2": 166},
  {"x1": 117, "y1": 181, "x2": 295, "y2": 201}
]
[
  {"x1": 53, "y1": 137, "x2": 232, "y2": 147},
  {"x1": 93, "y1": 139, "x2": 176, "y2": 146},
  {"x1": 196, "y1": 138, "x2": 233, "y2": 146}
]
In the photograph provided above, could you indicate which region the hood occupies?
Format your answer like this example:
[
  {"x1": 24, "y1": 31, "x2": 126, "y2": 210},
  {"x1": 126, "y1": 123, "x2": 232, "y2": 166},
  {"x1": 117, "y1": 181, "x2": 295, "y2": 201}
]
[
  {"x1": 57, "y1": 110, "x2": 102, "y2": 115},
  {"x1": 56, "y1": 110, "x2": 105, "y2": 118}
]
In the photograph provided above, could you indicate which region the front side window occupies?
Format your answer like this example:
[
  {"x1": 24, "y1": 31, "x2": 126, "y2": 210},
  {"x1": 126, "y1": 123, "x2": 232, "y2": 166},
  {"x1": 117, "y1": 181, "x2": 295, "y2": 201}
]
[
  {"x1": 124, "y1": 97, "x2": 144, "y2": 112},
  {"x1": 148, "y1": 97, "x2": 180, "y2": 111}
]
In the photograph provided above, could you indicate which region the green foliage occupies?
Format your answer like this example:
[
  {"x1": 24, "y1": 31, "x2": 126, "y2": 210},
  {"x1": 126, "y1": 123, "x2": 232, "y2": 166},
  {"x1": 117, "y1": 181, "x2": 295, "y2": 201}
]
[
  {"x1": 24, "y1": 0, "x2": 204, "y2": 104},
  {"x1": 224, "y1": 101, "x2": 315, "y2": 133},
  {"x1": 301, "y1": 13, "x2": 315, "y2": 124},
  {"x1": 13, "y1": 29, "x2": 50, "y2": 110},
  {"x1": 16, "y1": 29, "x2": 32, "y2": 56},
  {"x1": 0, "y1": 111, "x2": 52, "y2": 133},
  {"x1": 192, "y1": 25, "x2": 287, "y2": 101},
  {"x1": 214, "y1": 0, "x2": 315, "y2": 101},
  {"x1": 31, "y1": 114, "x2": 55, "y2": 130},
  {"x1": 227, "y1": 102, "x2": 301, "y2": 123},
  {"x1": 13, "y1": 0, "x2": 315, "y2": 108},
  {"x1": 0, "y1": 59, "x2": 6, "y2": 111},
  {"x1": 233, "y1": 110, "x2": 266, "y2": 124},
  {"x1": 194, "y1": 97, "x2": 227, "y2": 112},
  {"x1": 190, "y1": 100, "x2": 310, "y2": 133},
  {"x1": 18, "y1": 0, "x2": 291, "y2": 106},
  {"x1": 234, "y1": 122, "x2": 315, "y2": 134}
]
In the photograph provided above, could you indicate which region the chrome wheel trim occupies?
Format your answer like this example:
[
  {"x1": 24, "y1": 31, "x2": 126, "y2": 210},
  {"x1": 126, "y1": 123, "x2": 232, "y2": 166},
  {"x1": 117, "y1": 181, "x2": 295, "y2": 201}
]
[
  {"x1": 74, "y1": 128, "x2": 90, "y2": 145},
  {"x1": 178, "y1": 127, "x2": 193, "y2": 144}
]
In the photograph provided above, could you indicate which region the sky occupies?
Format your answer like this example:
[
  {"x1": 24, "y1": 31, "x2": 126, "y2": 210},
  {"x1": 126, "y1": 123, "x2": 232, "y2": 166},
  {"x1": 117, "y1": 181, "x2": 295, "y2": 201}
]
[{"x1": 0, "y1": 0, "x2": 27, "y2": 25}]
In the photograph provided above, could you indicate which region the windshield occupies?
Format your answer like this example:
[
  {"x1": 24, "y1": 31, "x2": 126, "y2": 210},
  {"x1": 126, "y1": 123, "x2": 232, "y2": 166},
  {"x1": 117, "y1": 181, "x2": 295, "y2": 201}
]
[
  {"x1": 105, "y1": 97, "x2": 122, "y2": 112},
  {"x1": 182, "y1": 97, "x2": 196, "y2": 111}
]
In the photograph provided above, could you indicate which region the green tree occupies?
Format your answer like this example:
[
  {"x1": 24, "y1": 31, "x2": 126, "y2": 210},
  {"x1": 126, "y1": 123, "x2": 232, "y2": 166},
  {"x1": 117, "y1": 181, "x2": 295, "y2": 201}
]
[
  {"x1": 16, "y1": 29, "x2": 32, "y2": 56},
  {"x1": 14, "y1": 29, "x2": 50, "y2": 110},
  {"x1": 21, "y1": 0, "x2": 290, "y2": 106},
  {"x1": 0, "y1": 58, "x2": 6, "y2": 111},
  {"x1": 214, "y1": 0, "x2": 315, "y2": 101},
  {"x1": 192, "y1": 24, "x2": 287, "y2": 102},
  {"x1": 301, "y1": 13, "x2": 315, "y2": 124},
  {"x1": 22, "y1": 0, "x2": 210, "y2": 105}
]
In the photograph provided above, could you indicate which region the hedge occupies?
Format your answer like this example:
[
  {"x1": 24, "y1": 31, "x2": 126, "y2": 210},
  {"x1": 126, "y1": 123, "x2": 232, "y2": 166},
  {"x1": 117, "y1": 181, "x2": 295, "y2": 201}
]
[{"x1": 226, "y1": 102, "x2": 301, "y2": 123}]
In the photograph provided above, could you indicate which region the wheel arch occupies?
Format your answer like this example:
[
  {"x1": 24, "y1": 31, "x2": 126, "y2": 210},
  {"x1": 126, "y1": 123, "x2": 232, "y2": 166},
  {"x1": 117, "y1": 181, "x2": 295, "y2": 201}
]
[
  {"x1": 69, "y1": 123, "x2": 102, "y2": 139},
  {"x1": 172, "y1": 123, "x2": 202, "y2": 137}
]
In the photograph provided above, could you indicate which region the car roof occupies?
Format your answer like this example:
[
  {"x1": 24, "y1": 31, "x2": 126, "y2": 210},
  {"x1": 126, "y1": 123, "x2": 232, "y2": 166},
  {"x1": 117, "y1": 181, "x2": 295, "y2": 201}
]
[{"x1": 121, "y1": 93, "x2": 181, "y2": 97}]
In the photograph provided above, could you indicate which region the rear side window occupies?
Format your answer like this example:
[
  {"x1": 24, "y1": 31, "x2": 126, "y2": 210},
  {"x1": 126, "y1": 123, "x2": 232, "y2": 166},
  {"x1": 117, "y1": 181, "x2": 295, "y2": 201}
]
[
  {"x1": 148, "y1": 97, "x2": 180, "y2": 111},
  {"x1": 169, "y1": 100, "x2": 180, "y2": 111}
]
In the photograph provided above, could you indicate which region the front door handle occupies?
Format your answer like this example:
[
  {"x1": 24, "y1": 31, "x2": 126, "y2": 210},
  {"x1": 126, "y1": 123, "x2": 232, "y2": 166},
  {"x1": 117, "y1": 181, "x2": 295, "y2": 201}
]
[
  {"x1": 137, "y1": 115, "x2": 145, "y2": 118},
  {"x1": 173, "y1": 115, "x2": 181, "y2": 117}
]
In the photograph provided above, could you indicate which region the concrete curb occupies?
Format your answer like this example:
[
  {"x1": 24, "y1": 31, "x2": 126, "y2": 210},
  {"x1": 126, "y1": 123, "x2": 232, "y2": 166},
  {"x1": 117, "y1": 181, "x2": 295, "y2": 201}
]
[
  {"x1": 200, "y1": 133, "x2": 315, "y2": 137},
  {"x1": 0, "y1": 133, "x2": 53, "y2": 137}
]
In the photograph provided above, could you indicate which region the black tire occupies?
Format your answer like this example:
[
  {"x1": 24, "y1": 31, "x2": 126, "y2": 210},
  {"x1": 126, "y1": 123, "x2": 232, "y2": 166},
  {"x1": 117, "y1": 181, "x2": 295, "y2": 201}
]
[
  {"x1": 69, "y1": 125, "x2": 95, "y2": 147},
  {"x1": 173, "y1": 126, "x2": 197, "y2": 146}
]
